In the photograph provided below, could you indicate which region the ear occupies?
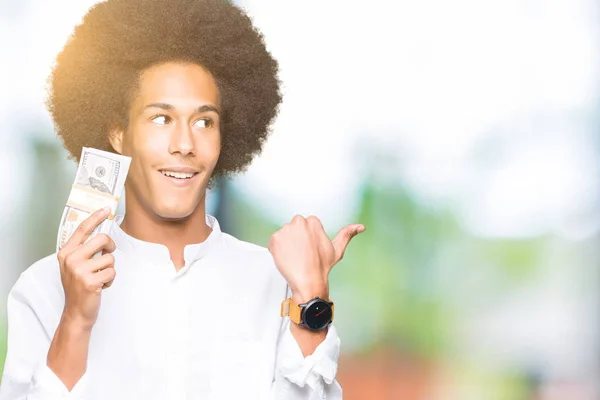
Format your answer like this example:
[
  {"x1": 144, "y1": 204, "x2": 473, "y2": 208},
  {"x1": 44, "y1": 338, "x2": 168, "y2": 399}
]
[{"x1": 109, "y1": 126, "x2": 125, "y2": 155}]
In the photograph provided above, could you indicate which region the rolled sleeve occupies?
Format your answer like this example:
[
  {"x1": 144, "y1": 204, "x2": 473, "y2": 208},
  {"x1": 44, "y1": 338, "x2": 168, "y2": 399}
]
[
  {"x1": 271, "y1": 319, "x2": 342, "y2": 400},
  {"x1": 29, "y1": 363, "x2": 89, "y2": 399}
]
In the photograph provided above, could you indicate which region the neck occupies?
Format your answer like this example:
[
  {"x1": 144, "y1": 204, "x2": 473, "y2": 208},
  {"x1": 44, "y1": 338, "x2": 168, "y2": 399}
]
[{"x1": 120, "y1": 191, "x2": 212, "y2": 270}]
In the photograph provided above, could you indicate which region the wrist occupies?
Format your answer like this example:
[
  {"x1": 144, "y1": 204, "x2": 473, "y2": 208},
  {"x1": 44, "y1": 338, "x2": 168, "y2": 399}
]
[
  {"x1": 61, "y1": 309, "x2": 95, "y2": 334},
  {"x1": 290, "y1": 317, "x2": 328, "y2": 337},
  {"x1": 291, "y1": 287, "x2": 329, "y2": 304}
]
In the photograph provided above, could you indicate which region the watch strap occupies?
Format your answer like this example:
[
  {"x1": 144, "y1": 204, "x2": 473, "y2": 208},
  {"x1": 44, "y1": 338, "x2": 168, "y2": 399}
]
[{"x1": 280, "y1": 297, "x2": 302, "y2": 324}]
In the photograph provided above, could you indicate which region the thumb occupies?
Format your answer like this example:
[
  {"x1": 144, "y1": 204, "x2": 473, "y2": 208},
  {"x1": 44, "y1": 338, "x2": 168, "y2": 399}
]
[{"x1": 332, "y1": 224, "x2": 365, "y2": 262}]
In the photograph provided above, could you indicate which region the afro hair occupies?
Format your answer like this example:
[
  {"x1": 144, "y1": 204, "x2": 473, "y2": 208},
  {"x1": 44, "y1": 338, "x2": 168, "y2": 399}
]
[{"x1": 47, "y1": 0, "x2": 281, "y2": 178}]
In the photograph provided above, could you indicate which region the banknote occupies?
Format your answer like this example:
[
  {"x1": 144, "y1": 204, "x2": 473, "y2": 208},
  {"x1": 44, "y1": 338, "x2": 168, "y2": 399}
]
[{"x1": 57, "y1": 147, "x2": 131, "y2": 252}]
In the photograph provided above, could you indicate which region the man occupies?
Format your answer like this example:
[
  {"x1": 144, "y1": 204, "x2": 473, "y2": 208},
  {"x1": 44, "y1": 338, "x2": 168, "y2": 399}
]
[{"x1": 0, "y1": 0, "x2": 364, "y2": 399}]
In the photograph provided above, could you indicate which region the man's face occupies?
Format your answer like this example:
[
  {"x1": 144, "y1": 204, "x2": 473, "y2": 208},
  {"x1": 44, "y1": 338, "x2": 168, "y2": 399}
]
[{"x1": 111, "y1": 62, "x2": 221, "y2": 220}]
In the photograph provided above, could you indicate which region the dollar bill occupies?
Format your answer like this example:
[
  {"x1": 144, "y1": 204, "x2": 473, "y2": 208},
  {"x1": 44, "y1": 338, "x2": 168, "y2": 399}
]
[{"x1": 57, "y1": 147, "x2": 131, "y2": 252}]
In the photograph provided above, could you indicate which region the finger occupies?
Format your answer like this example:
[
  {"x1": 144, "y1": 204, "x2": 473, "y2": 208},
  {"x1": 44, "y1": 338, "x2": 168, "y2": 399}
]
[
  {"x1": 291, "y1": 214, "x2": 305, "y2": 224},
  {"x1": 102, "y1": 276, "x2": 116, "y2": 289},
  {"x1": 62, "y1": 207, "x2": 111, "y2": 253},
  {"x1": 332, "y1": 224, "x2": 365, "y2": 262},
  {"x1": 82, "y1": 253, "x2": 115, "y2": 273},
  {"x1": 306, "y1": 215, "x2": 329, "y2": 240},
  {"x1": 306, "y1": 215, "x2": 323, "y2": 229},
  {"x1": 75, "y1": 233, "x2": 116, "y2": 260},
  {"x1": 92, "y1": 267, "x2": 117, "y2": 292}
]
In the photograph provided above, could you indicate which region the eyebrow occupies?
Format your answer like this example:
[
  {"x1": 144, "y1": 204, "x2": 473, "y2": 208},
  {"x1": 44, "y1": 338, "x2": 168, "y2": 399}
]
[{"x1": 143, "y1": 102, "x2": 220, "y2": 115}]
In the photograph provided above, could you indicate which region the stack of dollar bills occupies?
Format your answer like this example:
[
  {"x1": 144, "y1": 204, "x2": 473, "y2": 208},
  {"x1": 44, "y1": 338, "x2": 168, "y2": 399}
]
[{"x1": 57, "y1": 147, "x2": 131, "y2": 252}]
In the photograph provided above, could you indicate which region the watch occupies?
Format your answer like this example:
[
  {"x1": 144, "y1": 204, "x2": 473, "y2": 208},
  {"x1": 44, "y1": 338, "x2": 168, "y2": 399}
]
[{"x1": 280, "y1": 296, "x2": 334, "y2": 331}]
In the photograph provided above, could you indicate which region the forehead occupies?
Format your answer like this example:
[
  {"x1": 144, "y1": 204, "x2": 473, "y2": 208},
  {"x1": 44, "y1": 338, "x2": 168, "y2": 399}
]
[{"x1": 134, "y1": 61, "x2": 220, "y2": 108}]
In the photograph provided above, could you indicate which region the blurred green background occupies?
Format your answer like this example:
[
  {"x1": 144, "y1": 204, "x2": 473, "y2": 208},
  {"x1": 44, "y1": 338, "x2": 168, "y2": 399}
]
[{"x1": 1, "y1": 0, "x2": 599, "y2": 399}]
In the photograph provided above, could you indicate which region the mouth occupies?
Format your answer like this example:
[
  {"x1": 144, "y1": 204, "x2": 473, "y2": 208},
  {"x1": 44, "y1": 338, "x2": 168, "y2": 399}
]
[{"x1": 159, "y1": 169, "x2": 200, "y2": 185}]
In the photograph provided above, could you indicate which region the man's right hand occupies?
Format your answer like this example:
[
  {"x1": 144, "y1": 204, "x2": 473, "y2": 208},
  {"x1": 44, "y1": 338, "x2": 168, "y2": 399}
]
[
  {"x1": 57, "y1": 206, "x2": 117, "y2": 331},
  {"x1": 47, "y1": 207, "x2": 117, "y2": 391}
]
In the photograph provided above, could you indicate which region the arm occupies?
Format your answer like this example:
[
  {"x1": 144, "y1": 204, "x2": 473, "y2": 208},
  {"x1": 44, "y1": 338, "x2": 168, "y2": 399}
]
[
  {"x1": 267, "y1": 215, "x2": 365, "y2": 399},
  {"x1": 47, "y1": 207, "x2": 116, "y2": 391},
  {"x1": 0, "y1": 275, "x2": 89, "y2": 400},
  {"x1": 46, "y1": 315, "x2": 92, "y2": 391},
  {"x1": 0, "y1": 208, "x2": 116, "y2": 399},
  {"x1": 270, "y1": 289, "x2": 342, "y2": 399},
  {"x1": 289, "y1": 291, "x2": 328, "y2": 358}
]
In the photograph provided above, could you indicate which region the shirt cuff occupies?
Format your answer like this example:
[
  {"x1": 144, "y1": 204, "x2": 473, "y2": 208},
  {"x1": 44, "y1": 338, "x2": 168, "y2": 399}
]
[
  {"x1": 31, "y1": 362, "x2": 89, "y2": 399},
  {"x1": 277, "y1": 321, "x2": 341, "y2": 396}
]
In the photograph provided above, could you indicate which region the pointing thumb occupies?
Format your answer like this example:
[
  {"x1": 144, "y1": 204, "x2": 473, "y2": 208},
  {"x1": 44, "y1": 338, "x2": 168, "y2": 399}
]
[{"x1": 332, "y1": 224, "x2": 365, "y2": 262}]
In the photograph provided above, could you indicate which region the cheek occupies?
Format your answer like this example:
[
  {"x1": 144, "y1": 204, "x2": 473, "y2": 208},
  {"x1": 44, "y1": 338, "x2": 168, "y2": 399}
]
[
  {"x1": 135, "y1": 128, "x2": 168, "y2": 152},
  {"x1": 123, "y1": 130, "x2": 165, "y2": 182},
  {"x1": 126, "y1": 128, "x2": 167, "y2": 160},
  {"x1": 195, "y1": 131, "x2": 221, "y2": 162}
]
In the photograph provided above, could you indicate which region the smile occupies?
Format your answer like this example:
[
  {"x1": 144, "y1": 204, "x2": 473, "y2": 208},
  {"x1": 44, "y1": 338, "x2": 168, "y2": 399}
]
[
  {"x1": 158, "y1": 169, "x2": 200, "y2": 186},
  {"x1": 160, "y1": 170, "x2": 197, "y2": 179}
]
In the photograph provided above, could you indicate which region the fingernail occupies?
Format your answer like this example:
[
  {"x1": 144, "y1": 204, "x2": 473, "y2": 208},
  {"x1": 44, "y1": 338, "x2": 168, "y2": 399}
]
[
  {"x1": 103, "y1": 206, "x2": 111, "y2": 214},
  {"x1": 357, "y1": 225, "x2": 365, "y2": 233}
]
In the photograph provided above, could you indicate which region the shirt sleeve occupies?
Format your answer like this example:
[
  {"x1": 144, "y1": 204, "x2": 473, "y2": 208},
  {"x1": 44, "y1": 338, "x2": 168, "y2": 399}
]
[
  {"x1": 0, "y1": 273, "x2": 89, "y2": 400},
  {"x1": 270, "y1": 318, "x2": 343, "y2": 400}
]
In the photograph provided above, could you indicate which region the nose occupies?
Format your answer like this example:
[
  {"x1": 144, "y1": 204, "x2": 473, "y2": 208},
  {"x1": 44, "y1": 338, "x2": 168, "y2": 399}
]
[{"x1": 168, "y1": 121, "x2": 195, "y2": 156}]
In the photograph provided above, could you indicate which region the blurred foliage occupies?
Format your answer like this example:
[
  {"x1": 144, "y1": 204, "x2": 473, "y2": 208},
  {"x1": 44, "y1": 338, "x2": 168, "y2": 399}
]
[
  {"x1": 225, "y1": 170, "x2": 560, "y2": 398},
  {"x1": 472, "y1": 238, "x2": 547, "y2": 281},
  {"x1": 439, "y1": 361, "x2": 537, "y2": 400},
  {"x1": 228, "y1": 177, "x2": 547, "y2": 359},
  {"x1": 23, "y1": 137, "x2": 73, "y2": 267}
]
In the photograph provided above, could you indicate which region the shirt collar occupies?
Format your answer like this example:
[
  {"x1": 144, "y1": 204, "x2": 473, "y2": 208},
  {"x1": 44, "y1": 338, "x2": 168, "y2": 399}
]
[{"x1": 109, "y1": 213, "x2": 222, "y2": 266}]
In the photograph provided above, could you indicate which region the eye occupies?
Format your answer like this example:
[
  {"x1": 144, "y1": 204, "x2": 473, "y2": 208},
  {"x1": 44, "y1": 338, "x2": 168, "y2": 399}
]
[
  {"x1": 151, "y1": 115, "x2": 171, "y2": 125},
  {"x1": 194, "y1": 118, "x2": 213, "y2": 128}
]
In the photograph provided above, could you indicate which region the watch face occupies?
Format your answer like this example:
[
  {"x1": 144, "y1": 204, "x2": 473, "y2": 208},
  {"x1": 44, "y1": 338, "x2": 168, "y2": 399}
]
[{"x1": 303, "y1": 300, "x2": 333, "y2": 330}]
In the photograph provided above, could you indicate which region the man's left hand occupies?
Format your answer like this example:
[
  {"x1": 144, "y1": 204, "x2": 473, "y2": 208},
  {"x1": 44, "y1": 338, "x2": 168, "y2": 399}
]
[{"x1": 268, "y1": 215, "x2": 365, "y2": 303}]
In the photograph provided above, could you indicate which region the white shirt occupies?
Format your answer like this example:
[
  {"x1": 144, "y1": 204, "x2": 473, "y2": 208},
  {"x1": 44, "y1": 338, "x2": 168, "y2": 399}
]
[{"x1": 0, "y1": 215, "x2": 342, "y2": 400}]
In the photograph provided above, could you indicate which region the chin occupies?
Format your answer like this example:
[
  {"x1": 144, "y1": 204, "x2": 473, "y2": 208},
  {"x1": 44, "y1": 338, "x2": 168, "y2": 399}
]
[{"x1": 154, "y1": 203, "x2": 198, "y2": 221}]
